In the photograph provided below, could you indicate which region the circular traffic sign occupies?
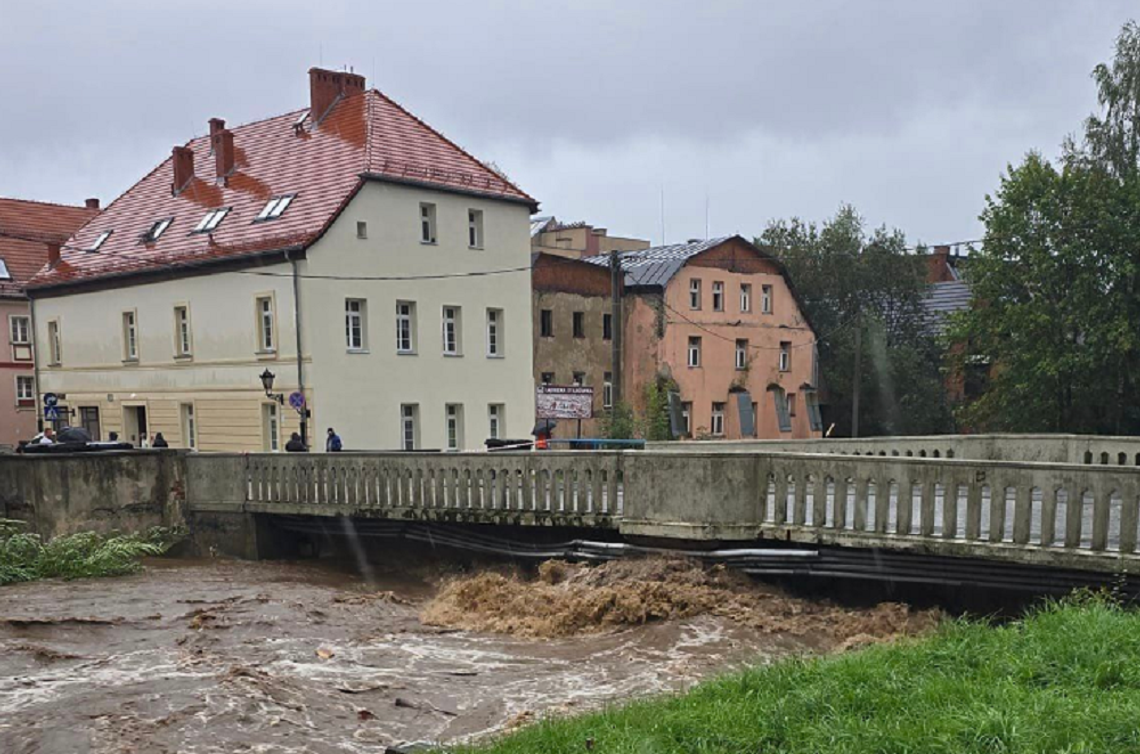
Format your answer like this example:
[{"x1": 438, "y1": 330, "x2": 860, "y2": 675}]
[
  {"x1": 288, "y1": 391, "x2": 306, "y2": 410},
  {"x1": 43, "y1": 393, "x2": 58, "y2": 407}
]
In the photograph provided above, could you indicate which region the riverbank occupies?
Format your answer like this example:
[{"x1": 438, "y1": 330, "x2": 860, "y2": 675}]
[{"x1": 455, "y1": 596, "x2": 1140, "y2": 754}]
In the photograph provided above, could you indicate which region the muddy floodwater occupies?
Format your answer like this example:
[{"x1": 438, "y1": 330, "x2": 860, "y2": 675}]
[{"x1": 0, "y1": 558, "x2": 921, "y2": 753}]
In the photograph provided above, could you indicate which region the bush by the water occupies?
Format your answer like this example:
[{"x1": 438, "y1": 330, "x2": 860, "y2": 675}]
[
  {"x1": 457, "y1": 595, "x2": 1140, "y2": 754},
  {"x1": 0, "y1": 520, "x2": 181, "y2": 585}
]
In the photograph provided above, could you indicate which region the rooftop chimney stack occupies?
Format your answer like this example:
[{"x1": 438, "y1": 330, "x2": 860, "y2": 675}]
[
  {"x1": 171, "y1": 146, "x2": 195, "y2": 194},
  {"x1": 85, "y1": 198, "x2": 100, "y2": 210},
  {"x1": 209, "y1": 118, "x2": 226, "y2": 142},
  {"x1": 213, "y1": 128, "x2": 235, "y2": 181},
  {"x1": 46, "y1": 241, "x2": 61, "y2": 267},
  {"x1": 927, "y1": 244, "x2": 952, "y2": 283},
  {"x1": 308, "y1": 67, "x2": 366, "y2": 125}
]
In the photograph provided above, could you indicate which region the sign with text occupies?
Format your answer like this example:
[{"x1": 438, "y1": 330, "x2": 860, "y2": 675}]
[{"x1": 536, "y1": 385, "x2": 595, "y2": 419}]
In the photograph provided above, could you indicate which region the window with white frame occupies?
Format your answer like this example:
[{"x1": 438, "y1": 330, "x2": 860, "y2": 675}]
[
  {"x1": 181, "y1": 403, "x2": 197, "y2": 449},
  {"x1": 740, "y1": 283, "x2": 752, "y2": 312},
  {"x1": 10, "y1": 315, "x2": 30, "y2": 345},
  {"x1": 603, "y1": 372, "x2": 613, "y2": 409},
  {"x1": 47, "y1": 320, "x2": 61, "y2": 364},
  {"x1": 88, "y1": 230, "x2": 112, "y2": 252},
  {"x1": 16, "y1": 375, "x2": 34, "y2": 404},
  {"x1": 779, "y1": 341, "x2": 791, "y2": 372},
  {"x1": 689, "y1": 279, "x2": 701, "y2": 309},
  {"x1": 262, "y1": 403, "x2": 280, "y2": 451},
  {"x1": 256, "y1": 194, "x2": 295, "y2": 221},
  {"x1": 401, "y1": 404, "x2": 419, "y2": 450},
  {"x1": 420, "y1": 203, "x2": 437, "y2": 244},
  {"x1": 346, "y1": 299, "x2": 367, "y2": 351},
  {"x1": 193, "y1": 207, "x2": 229, "y2": 233},
  {"x1": 256, "y1": 297, "x2": 275, "y2": 352},
  {"x1": 486, "y1": 308, "x2": 503, "y2": 357},
  {"x1": 142, "y1": 217, "x2": 172, "y2": 243},
  {"x1": 468, "y1": 209, "x2": 484, "y2": 248},
  {"x1": 762, "y1": 284, "x2": 773, "y2": 314},
  {"x1": 735, "y1": 339, "x2": 748, "y2": 370},
  {"x1": 681, "y1": 402, "x2": 692, "y2": 436},
  {"x1": 442, "y1": 306, "x2": 461, "y2": 355},
  {"x1": 711, "y1": 402, "x2": 726, "y2": 436},
  {"x1": 396, "y1": 301, "x2": 416, "y2": 353},
  {"x1": 122, "y1": 311, "x2": 138, "y2": 361},
  {"x1": 687, "y1": 336, "x2": 701, "y2": 367},
  {"x1": 712, "y1": 281, "x2": 724, "y2": 311},
  {"x1": 445, "y1": 403, "x2": 464, "y2": 451},
  {"x1": 488, "y1": 404, "x2": 504, "y2": 440},
  {"x1": 174, "y1": 306, "x2": 191, "y2": 357}
]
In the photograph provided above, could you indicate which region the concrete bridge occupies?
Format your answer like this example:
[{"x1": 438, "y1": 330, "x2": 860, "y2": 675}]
[{"x1": 5, "y1": 434, "x2": 1140, "y2": 591}]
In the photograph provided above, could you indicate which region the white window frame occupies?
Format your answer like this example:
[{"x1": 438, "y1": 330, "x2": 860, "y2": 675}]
[
  {"x1": 346, "y1": 298, "x2": 367, "y2": 352},
  {"x1": 263, "y1": 402, "x2": 280, "y2": 452},
  {"x1": 779, "y1": 341, "x2": 791, "y2": 372},
  {"x1": 445, "y1": 403, "x2": 464, "y2": 451},
  {"x1": 486, "y1": 308, "x2": 503, "y2": 357},
  {"x1": 174, "y1": 305, "x2": 192, "y2": 357},
  {"x1": 488, "y1": 404, "x2": 504, "y2": 440},
  {"x1": 687, "y1": 336, "x2": 701, "y2": 368},
  {"x1": 88, "y1": 230, "x2": 112, "y2": 252},
  {"x1": 603, "y1": 372, "x2": 613, "y2": 409},
  {"x1": 256, "y1": 296, "x2": 276, "y2": 353},
  {"x1": 740, "y1": 283, "x2": 752, "y2": 312},
  {"x1": 396, "y1": 301, "x2": 416, "y2": 354},
  {"x1": 681, "y1": 402, "x2": 692, "y2": 436},
  {"x1": 689, "y1": 279, "x2": 701, "y2": 310},
  {"x1": 256, "y1": 194, "x2": 295, "y2": 221},
  {"x1": 122, "y1": 310, "x2": 138, "y2": 361},
  {"x1": 401, "y1": 404, "x2": 419, "y2": 450},
  {"x1": 194, "y1": 207, "x2": 230, "y2": 233},
  {"x1": 9, "y1": 315, "x2": 30, "y2": 345},
  {"x1": 712, "y1": 281, "x2": 724, "y2": 312},
  {"x1": 181, "y1": 403, "x2": 197, "y2": 449},
  {"x1": 47, "y1": 319, "x2": 61, "y2": 365},
  {"x1": 442, "y1": 305, "x2": 461, "y2": 356},
  {"x1": 144, "y1": 217, "x2": 173, "y2": 243},
  {"x1": 15, "y1": 374, "x2": 34, "y2": 403},
  {"x1": 420, "y1": 203, "x2": 437, "y2": 244},
  {"x1": 762, "y1": 284, "x2": 773, "y2": 314},
  {"x1": 735, "y1": 339, "x2": 748, "y2": 370},
  {"x1": 711, "y1": 402, "x2": 726, "y2": 437},
  {"x1": 468, "y1": 209, "x2": 484, "y2": 249}
]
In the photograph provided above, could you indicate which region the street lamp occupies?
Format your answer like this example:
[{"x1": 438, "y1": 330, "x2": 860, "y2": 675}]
[
  {"x1": 258, "y1": 368, "x2": 310, "y2": 449},
  {"x1": 260, "y1": 368, "x2": 284, "y2": 404}
]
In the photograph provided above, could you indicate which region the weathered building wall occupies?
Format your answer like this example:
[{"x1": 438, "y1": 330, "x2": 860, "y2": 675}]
[{"x1": 0, "y1": 297, "x2": 37, "y2": 448}]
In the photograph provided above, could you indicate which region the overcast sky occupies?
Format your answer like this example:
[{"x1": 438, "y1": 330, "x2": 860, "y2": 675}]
[{"x1": 1, "y1": 1, "x2": 1134, "y2": 247}]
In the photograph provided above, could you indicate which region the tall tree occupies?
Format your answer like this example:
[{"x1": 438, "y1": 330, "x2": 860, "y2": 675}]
[
  {"x1": 759, "y1": 206, "x2": 951, "y2": 437},
  {"x1": 950, "y1": 21, "x2": 1140, "y2": 434}
]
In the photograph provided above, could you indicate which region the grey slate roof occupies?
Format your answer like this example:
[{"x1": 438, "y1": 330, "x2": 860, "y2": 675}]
[
  {"x1": 583, "y1": 236, "x2": 731, "y2": 289},
  {"x1": 921, "y1": 280, "x2": 972, "y2": 335}
]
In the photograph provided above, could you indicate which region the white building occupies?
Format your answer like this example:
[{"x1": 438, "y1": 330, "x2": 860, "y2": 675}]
[{"x1": 28, "y1": 68, "x2": 538, "y2": 452}]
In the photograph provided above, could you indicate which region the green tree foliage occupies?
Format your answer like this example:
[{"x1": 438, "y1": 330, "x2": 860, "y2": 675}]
[
  {"x1": 0, "y1": 520, "x2": 182, "y2": 585},
  {"x1": 598, "y1": 401, "x2": 636, "y2": 440},
  {"x1": 642, "y1": 378, "x2": 676, "y2": 442},
  {"x1": 759, "y1": 206, "x2": 951, "y2": 436},
  {"x1": 949, "y1": 21, "x2": 1140, "y2": 433}
]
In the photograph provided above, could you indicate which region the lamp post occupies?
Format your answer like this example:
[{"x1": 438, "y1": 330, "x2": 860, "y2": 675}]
[
  {"x1": 260, "y1": 368, "x2": 284, "y2": 405},
  {"x1": 259, "y1": 368, "x2": 310, "y2": 447}
]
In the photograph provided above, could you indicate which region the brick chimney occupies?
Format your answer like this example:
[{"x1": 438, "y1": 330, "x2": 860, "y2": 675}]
[
  {"x1": 46, "y1": 241, "x2": 61, "y2": 267},
  {"x1": 171, "y1": 146, "x2": 195, "y2": 194},
  {"x1": 308, "y1": 67, "x2": 366, "y2": 124},
  {"x1": 209, "y1": 118, "x2": 226, "y2": 141},
  {"x1": 213, "y1": 128, "x2": 235, "y2": 180},
  {"x1": 927, "y1": 244, "x2": 952, "y2": 283},
  {"x1": 85, "y1": 198, "x2": 100, "y2": 210}
]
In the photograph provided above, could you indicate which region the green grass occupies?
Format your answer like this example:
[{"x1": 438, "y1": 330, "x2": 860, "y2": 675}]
[
  {"x1": 456, "y1": 596, "x2": 1140, "y2": 754},
  {"x1": 0, "y1": 519, "x2": 182, "y2": 585}
]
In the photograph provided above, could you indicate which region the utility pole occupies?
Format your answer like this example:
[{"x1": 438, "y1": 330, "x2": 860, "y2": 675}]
[
  {"x1": 851, "y1": 308, "x2": 863, "y2": 438},
  {"x1": 610, "y1": 250, "x2": 623, "y2": 410}
]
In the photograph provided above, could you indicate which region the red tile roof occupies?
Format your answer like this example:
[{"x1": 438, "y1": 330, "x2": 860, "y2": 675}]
[
  {"x1": 30, "y1": 89, "x2": 536, "y2": 290},
  {"x1": 0, "y1": 198, "x2": 99, "y2": 297}
]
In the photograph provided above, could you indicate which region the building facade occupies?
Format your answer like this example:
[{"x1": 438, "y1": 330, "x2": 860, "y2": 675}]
[
  {"x1": 531, "y1": 217, "x2": 649, "y2": 259},
  {"x1": 28, "y1": 68, "x2": 537, "y2": 452},
  {"x1": 0, "y1": 197, "x2": 99, "y2": 448}
]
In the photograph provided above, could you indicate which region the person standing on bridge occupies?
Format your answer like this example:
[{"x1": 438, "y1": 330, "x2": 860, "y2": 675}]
[
  {"x1": 286, "y1": 432, "x2": 307, "y2": 452},
  {"x1": 326, "y1": 427, "x2": 343, "y2": 453}
]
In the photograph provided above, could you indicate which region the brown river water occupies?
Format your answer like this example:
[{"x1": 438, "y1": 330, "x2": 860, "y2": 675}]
[{"x1": 0, "y1": 557, "x2": 933, "y2": 753}]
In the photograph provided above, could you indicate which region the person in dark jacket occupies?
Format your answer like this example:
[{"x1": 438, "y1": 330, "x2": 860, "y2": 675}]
[
  {"x1": 151, "y1": 432, "x2": 169, "y2": 448},
  {"x1": 286, "y1": 432, "x2": 307, "y2": 452},
  {"x1": 326, "y1": 428, "x2": 343, "y2": 452}
]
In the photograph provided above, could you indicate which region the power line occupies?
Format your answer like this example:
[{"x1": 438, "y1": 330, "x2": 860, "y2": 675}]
[{"x1": 660, "y1": 299, "x2": 857, "y2": 352}]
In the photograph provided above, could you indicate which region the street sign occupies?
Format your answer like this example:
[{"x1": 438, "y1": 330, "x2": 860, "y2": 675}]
[
  {"x1": 536, "y1": 385, "x2": 594, "y2": 419},
  {"x1": 43, "y1": 393, "x2": 58, "y2": 408},
  {"x1": 44, "y1": 405, "x2": 61, "y2": 421},
  {"x1": 288, "y1": 391, "x2": 306, "y2": 410}
]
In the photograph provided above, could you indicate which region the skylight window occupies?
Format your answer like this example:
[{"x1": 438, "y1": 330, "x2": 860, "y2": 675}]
[
  {"x1": 0, "y1": 259, "x2": 10, "y2": 279},
  {"x1": 142, "y1": 217, "x2": 173, "y2": 243},
  {"x1": 256, "y1": 194, "x2": 296, "y2": 221},
  {"x1": 194, "y1": 207, "x2": 230, "y2": 233},
  {"x1": 88, "y1": 230, "x2": 112, "y2": 252}
]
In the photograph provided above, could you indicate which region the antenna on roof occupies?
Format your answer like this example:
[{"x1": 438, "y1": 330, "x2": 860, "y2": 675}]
[
  {"x1": 705, "y1": 192, "x2": 709, "y2": 240},
  {"x1": 660, "y1": 185, "x2": 666, "y2": 245}
]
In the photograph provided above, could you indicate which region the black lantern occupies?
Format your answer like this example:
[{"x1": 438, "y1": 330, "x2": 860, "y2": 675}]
[{"x1": 259, "y1": 368, "x2": 276, "y2": 397}]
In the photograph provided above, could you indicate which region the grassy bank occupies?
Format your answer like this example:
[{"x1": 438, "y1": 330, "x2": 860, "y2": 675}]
[
  {"x1": 0, "y1": 519, "x2": 182, "y2": 585},
  {"x1": 458, "y1": 596, "x2": 1140, "y2": 754}
]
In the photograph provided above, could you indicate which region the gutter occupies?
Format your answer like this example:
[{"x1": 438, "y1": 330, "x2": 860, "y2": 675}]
[
  {"x1": 288, "y1": 250, "x2": 309, "y2": 448},
  {"x1": 28, "y1": 296, "x2": 42, "y2": 432}
]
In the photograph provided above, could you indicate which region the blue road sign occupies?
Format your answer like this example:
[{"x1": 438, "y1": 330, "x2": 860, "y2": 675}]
[
  {"x1": 43, "y1": 393, "x2": 58, "y2": 408},
  {"x1": 44, "y1": 405, "x2": 61, "y2": 421},
  {"x1": 288, "y1": 391, "x2": 306, "y2": 410}
]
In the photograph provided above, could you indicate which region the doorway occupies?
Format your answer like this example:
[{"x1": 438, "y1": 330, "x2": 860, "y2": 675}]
[{"x1": 122, "y1": 405, "x2": 148, "y2": 446}]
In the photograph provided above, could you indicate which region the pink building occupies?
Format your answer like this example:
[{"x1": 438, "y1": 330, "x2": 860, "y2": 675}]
[
  {"x1": 594, "y1": 236, "x2": 822, "y2": 440},
  {"x1": 0, "y1": 197, "x2": 99, "y2": 448}
]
